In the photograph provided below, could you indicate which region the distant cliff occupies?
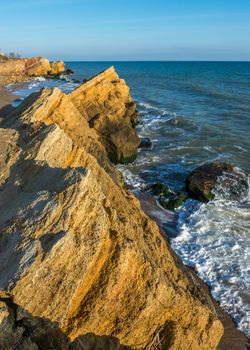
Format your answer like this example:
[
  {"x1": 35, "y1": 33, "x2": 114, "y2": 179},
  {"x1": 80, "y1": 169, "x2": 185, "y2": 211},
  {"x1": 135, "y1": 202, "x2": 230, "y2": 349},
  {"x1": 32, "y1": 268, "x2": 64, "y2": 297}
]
[
  {"x1": 0, "y1": 67, "x2": 223, "y2": 349},
  {"x1": 0, "y1": 56, "x2": 66, "y2": 81}
]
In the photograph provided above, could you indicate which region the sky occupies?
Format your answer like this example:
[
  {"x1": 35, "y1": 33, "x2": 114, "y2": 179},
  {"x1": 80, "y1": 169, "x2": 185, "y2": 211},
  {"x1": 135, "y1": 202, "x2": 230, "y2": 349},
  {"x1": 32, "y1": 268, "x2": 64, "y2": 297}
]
[{"x1": 0, "y1": 0, "x2": 250, "y2": 61}]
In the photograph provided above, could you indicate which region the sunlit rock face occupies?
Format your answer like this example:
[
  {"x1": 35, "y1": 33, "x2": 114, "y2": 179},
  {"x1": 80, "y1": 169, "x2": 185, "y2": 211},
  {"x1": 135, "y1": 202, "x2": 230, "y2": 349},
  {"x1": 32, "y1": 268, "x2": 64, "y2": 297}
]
[
  {"x1": 70, "y1": 67, "x2": 140, "y2": 163},
  {"x1": 0, "y1": 68, "x2": 223, "y2": 350},
  {"x1": 0, "y1": 56, "x2": 66, "y2": 79}
]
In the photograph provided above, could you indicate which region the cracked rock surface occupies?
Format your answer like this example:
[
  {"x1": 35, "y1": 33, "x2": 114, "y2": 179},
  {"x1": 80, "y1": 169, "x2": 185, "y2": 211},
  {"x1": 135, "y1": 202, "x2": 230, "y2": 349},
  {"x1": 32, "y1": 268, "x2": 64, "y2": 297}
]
[{"x1": 0, "y1": 68, "x2": 223, "y2": 349}]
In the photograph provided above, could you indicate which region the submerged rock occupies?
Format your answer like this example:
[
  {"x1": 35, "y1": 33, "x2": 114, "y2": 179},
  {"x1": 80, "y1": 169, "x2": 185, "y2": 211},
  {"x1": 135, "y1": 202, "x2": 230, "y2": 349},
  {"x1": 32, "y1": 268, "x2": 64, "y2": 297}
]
[
  {"x1": 139, "y1": 137, "x2": 152, "y2": 149},
  {"x1": 159, "y1": 191, "x2": 187, "y2": 210},
  {"x1": 0, "y1": 68, "x2": 223, "y2": 349},
  {"x1": 186, "y1": 162, "x2": 249, "y2": 202},
  {"x1": 151, "y1": 182, "x2": 170, "y2": 197}
]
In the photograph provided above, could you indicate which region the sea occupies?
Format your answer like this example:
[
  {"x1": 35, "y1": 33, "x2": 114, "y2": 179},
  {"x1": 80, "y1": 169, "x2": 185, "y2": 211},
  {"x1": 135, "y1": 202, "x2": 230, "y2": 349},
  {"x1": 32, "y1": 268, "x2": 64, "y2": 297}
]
[{"x1": 7, "y1": 61, "x2": 250, "y2": 337}]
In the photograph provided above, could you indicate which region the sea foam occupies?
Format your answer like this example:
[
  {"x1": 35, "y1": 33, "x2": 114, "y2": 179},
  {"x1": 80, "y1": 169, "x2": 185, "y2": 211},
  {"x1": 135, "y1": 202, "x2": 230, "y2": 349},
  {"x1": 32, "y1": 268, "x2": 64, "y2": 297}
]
[{"x1": 171, "y1": 175, "x2": 250, "y2": 337}]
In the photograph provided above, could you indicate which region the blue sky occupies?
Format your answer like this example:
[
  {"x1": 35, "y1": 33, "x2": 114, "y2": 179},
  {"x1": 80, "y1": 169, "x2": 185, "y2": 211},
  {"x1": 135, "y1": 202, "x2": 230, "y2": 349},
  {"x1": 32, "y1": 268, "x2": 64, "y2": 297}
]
[{"x1": 1, "y1": 0, "x2": 250, "y2": 61}]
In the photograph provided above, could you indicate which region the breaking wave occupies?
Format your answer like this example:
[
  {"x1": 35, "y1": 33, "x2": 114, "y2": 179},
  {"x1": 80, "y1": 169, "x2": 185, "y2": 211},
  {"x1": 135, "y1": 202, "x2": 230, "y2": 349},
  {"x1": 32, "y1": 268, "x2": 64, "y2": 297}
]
[{"x1": 171, "y1": 172, "x2": 250, "y2": 337}]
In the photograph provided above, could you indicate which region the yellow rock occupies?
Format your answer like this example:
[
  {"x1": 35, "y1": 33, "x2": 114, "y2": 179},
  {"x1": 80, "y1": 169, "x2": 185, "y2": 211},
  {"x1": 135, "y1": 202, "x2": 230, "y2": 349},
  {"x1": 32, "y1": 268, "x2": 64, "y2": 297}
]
[
  {"x1": 50, "y1": 60, "x2": 65, "y2": 75},
  {"x1": 0, "y1": 68, "x2": 223, "y2": 349},
  {"x1": 26, "y1": 57, "x2": 51, "y2": 76},
  {"x1": 70, "y1": 67, "x2": 140, "y2": 163},
  {"x1": 0, "y1": 56, "x2": 66, "y2": 78}
]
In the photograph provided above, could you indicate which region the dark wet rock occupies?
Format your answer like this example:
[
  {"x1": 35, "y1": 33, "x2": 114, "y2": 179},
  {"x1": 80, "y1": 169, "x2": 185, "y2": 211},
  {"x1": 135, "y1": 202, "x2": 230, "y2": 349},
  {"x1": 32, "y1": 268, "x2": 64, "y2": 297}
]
[
  {"x1": 151, "y1": 183, "x2": 187, "y2": 210},
  {"x1": 65, "y1": 68, "x2": 74, "y2": 75},
  {"x1": 186, "y1": 162, "x2": 249, "y2": 202},
  {"x1": 151, "y1": 182, "x2": 170, "y2": 197},
  {"x1": 139, "y1": 137, "x2": 152, "y2": 149},
  {"x1": 159, "y1": 191, "x2": 187, "y2": 210},
  {"x1": 46, "y1": 73, "x2": 61, "y2": 80}
]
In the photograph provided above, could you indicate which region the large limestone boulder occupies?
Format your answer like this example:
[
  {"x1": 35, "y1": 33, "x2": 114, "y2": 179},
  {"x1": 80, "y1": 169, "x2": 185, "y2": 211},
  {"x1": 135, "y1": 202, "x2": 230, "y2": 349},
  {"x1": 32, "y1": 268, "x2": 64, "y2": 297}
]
[
  {"x1": 25, "y1": 57, "x2": 65, "y2": 77},
  {"x1": 186, "y1": 162, "x2": 249, "y2": 202},
  {"x1": 26, "y1": 57, "x2": 51, "y2": 76},
  {"x1": 50, "y1": 60, "x2": 65, "y2": 75},
  {"x1": 25, "y1": 57, "x2": 43, "y2": 68},
  {"x1": 70, "y1": 67, "x2": 140, "y2": 163},
  {"x1": 0, "y1": 69, "x2": 223, "y2": 349}
]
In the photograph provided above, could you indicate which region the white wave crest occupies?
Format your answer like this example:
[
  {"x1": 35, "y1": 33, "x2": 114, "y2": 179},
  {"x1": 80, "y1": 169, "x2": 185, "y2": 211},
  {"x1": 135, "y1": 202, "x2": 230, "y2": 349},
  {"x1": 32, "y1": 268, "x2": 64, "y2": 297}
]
[{"x1": 172, "y1": 196, "x2": 250, "y2": 337}]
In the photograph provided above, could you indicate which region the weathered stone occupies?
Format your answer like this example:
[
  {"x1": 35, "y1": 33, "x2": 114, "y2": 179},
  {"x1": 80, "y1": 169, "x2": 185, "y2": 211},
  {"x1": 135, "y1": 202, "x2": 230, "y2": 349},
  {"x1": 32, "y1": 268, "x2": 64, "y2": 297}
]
[
  {"x1": 186, "y1": 162, "x2": 248, "y2": 202},
  {"x1": 139, "y1": 137, "x2": 152, "y2": 149},
  {"x1": 0, "y1": 56, "x2": 66, "y2": 79},
  {"x1": 0, "y1": 69, "x2": 223, "y2": 349},
  {"x1": 65, "y1": 68, "x2": 74, "y2": 75},
  {"x1": 0, "y1": 291, "x2": 38, "y2": 350},
  {"x1": 26, "y1": 57, "x2": 51, "y2": 76},
  {"x1": 0, "y1": 58, "x2": 26, "y2": 77},
  {"x1": 50, "y1": 60, "x2": 65, "y2": 75},
  {"x1": 25, "y1": 57, "x2": 43, "y2": 68},
  {"x1": 159, "y1": 191, "x2": 187, "y2": 210},
  {"x1": 151, "y1": 182, "x2": 170, "y2": 197},
  {"x1": 70, "y1": 67, "x2": 140, "y2": 163},
  {"x1": 151, "y1": 183, "x2": 187, "y2": 210}
]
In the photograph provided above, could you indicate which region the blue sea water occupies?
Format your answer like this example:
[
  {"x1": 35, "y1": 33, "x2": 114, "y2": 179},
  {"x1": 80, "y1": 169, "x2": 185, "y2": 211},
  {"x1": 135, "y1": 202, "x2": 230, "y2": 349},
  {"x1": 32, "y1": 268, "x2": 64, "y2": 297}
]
[{"x1": 7, "y1": 61, "x2": 250, "y2": 337}]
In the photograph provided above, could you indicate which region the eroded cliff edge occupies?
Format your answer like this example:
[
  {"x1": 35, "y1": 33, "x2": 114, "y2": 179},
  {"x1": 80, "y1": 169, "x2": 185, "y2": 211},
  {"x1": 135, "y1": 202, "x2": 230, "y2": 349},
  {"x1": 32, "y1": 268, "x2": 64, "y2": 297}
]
[
  {"x1": 0, "y1": 67, "x2": 223, "y2": 349},
  {"x1": 0, "y1": 56, "x2": 66, "y2": 82}
]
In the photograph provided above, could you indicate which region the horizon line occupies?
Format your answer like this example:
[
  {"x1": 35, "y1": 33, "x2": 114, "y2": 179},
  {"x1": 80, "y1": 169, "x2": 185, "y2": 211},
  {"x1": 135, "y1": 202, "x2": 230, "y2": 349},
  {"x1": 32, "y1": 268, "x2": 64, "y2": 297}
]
[{"x1": 61, "y1": 59, "x2": 250, "y2": 63}]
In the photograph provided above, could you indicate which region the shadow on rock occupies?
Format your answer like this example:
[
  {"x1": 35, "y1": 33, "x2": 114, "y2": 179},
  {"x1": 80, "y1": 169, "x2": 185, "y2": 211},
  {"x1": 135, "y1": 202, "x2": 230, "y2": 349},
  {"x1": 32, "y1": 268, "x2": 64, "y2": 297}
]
[
  {"x1": 0, "y1": 291, "x2": 131, "y2": 350},
  {"x1": 70, "y1": 333, "x2": 130, "y2": 350}
]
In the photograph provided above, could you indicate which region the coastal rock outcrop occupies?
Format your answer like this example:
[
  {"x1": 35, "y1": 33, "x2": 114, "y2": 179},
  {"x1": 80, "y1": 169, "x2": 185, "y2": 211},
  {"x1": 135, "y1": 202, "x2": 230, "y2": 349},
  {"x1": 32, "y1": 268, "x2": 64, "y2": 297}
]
[
  {"x1": 26, "y1": 57, "x2": 52, "y2": 76},
  {"x1": 50, "y1": 60, "x2": 65, "y2": 75},
  {"x1": 186, "y1": 162, "x2": 249, "y2": 202},
  {"x1": 0, "y1": 58, "x2": 27, "y2": 79},
  {"x1": 70, "y1": 67, "x2": 140, "y2": 163},
  {"x1": 0, "y1": 68, "x2": 223, "y2": 349},
  {"x1": 26, "y1": 58, "x2": 66, "y2": 77},
  {"x1": 0, "y1": 56, "x2": 66, "y2": 80}
]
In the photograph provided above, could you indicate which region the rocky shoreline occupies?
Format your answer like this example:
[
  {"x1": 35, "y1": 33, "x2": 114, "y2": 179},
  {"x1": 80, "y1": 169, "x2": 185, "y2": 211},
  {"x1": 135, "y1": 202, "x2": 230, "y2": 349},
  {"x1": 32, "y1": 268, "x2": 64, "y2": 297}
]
[
  {"x1": 0, "y1": 62, "x2": 249, "y2": 349},
  {"x1": 134, "y1": 191, "x2": 250, "y2": 350},
  {"x1": 0, "y1": 56, "x2": 69, "y2": 81}
]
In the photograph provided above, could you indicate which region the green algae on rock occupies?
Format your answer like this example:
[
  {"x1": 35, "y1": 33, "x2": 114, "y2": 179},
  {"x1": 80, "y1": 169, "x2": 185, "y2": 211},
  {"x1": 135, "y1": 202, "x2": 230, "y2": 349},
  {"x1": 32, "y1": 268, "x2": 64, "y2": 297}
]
[
  {"x1": 186, "y1": 162, "x2": 248, "y2": 202},
  {"x1": 151, "y1": 183, "x2": 187, "y2": 210}
]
